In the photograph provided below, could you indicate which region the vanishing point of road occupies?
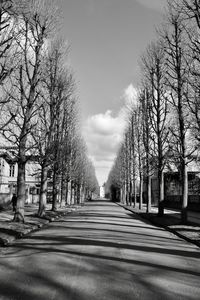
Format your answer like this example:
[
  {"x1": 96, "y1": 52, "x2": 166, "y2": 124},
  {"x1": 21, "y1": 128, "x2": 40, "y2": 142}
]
[{"x1": 0, "y1": 200, "x2": 200, "y2": 300}]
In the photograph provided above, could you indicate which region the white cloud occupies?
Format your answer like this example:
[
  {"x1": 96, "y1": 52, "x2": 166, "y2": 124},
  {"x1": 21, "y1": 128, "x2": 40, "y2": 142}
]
[
  {"x1": 123, "y1": 84, "x2": 138, "y2": 108},
  {"x1": 135, "y1": 0, "x2": 167, "y2": 11},
  {"x1": 85, "y1": 110, "x2": 124, "y2": 136},
  {"x1": 83, "y1": 84, "x2": 139, "y2": 186},
  {"x1": 83, "y1": 110, "x2": 126, "y2": 185}
]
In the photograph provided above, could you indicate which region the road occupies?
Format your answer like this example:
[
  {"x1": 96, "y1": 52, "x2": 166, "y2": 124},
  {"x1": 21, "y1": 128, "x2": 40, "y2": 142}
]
[{"x1": 0, "y1": 200, "x2": 200, "y2": 300}]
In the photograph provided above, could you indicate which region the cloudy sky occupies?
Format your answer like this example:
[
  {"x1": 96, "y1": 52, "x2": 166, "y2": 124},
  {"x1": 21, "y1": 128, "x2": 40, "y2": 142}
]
[{"x1": 60, "y1": 0, "x2": 167, "y2": 185}]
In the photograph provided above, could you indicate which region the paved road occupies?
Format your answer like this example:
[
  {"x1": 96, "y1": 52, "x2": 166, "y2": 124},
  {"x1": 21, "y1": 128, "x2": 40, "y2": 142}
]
[{"x1": 0, "y1": 200, "x2": 200, "y2": 300}]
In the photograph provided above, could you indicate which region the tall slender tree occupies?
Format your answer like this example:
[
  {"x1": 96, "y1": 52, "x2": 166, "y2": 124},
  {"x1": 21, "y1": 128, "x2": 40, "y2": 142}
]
[
  {"x1": 2, "y1": 0, "x2": 59, "y2": 222},
  {"x1": 141, "y1": 41, "x2": 169, "y2": 216},
  {"x1": 163, "y1": 0, "x2": 192, "y2": 223}
]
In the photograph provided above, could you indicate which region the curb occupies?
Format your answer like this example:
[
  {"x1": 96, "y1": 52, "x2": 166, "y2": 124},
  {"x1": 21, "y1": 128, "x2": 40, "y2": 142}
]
[
  {"x1": 117, "y1": 203, "x2": 200, "y2": 249},
  {"x1": 0, "y1": 208, "x2": 78, "y2": 247}
]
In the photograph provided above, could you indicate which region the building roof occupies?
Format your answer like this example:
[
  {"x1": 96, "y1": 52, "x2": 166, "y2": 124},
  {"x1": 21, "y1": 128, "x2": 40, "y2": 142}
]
[{"x1": 0, "y1": 149, "x2": 17, "y2": 164}]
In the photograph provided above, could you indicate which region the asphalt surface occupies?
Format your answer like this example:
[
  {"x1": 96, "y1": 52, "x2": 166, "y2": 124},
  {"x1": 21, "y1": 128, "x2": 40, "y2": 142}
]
[{"x1": 0, "y1": 200, "x2": 200, "y2": 300}]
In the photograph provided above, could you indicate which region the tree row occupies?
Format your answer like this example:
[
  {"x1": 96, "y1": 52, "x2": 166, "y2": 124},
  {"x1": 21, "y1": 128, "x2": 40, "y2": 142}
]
[
  {"x1": 0, "y1": 0, "x2": 99, "y2": 222},
  {"x1": 106, "y1": 0, "x2": 200, "y2": 223}
]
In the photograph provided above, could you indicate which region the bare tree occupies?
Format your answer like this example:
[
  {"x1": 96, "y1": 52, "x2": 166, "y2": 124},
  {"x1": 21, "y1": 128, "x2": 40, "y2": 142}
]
[
  {"x1": 179, "y1": 1, "x2": 200, "y2": 151},
  {"x1": 133, "y1": 103, "x2": 145, "y2": 210},
  {"x1": 0, "y1": 0, "x2": 14, "y2": 86},
  {"x1": 106, "y1": 149, "x2": 124, "y2": 202},
  {"x1": 0, "y1": 0, "x2": 20, "y2": 131},
  {"x1": 83, "y1": 157, "x2": 99, "y2": 200},
  {"x1": 50, "y1": 72, "x2": 75, "y2": 211},
  {"x1": 2, "y1": 0, "x2": 59, "y2": 222},
  {"x1": 130, "y1": 111, "x2": 138, "y2": 207},
  {"x1": 163, "y1": 0, "x2": 193, "y2": 223},
  {"x1": 139, "y1": 89, "x2": 152, "y2": 213},
  {"x1": 141, "y1": 41, "x2": 170, "y2": 216},
  {"x1": 59, "y1": 97, "x2": 76, "y2": 206}
]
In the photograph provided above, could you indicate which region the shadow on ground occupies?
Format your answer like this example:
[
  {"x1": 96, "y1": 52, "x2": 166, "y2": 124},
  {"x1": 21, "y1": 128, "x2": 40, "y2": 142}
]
[{"x1": 0, "y1": 200, "x2": 200, "y2": 300}]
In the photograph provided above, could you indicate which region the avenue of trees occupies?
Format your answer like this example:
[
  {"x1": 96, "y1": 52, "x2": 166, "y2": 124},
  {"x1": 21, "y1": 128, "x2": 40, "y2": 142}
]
[
  {"x1": 106, "y1": 0, "x2": 200, "y2": 223},
  {"x1": 0, "y1": 0, "x2": 99, "y2": 222}
]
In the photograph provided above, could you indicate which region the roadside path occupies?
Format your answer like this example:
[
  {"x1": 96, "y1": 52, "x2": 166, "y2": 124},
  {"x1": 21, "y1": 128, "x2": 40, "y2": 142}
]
[
  {"x1": 0, "y1": 200, "x2": 199, "y2": 300},
  {"x1": 0, "y1": 204, "x2": 79, "y2": 246},
  {"x1": 144, "y1": 206, "x2": 200, "y2": 225},
  {"x1": 120, "y1": 203, "x2": 200, "y2": 247}
]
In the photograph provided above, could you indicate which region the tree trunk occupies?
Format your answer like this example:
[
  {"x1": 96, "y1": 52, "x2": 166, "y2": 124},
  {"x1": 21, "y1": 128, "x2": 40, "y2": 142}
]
[
  {"x1": 121, "y1": 186, "x2": 124, "y2": 204},
  {"x1": 121, "y1": 185, "x2": 125, "y2": 204},
  {"x1": 133, "y1": 177, "x2": 137, "y2": 207},
  {"x1": 52, "y1": 166, "x2": 59, "y2": 211},
  {"x1": 158, "y1": 170, "x2": 164, "y2": 216},
  {"x1": 74, "y1": 182, "x2": 77, "y2": 204},
  {"x1": 126, "y1": 182, "x2": 129, "y2": 206},
  {"x1": 60, "y1": 173, "x2": 67, "y2": 207},
  {"x1": 68, "y1": 181, "x2": 72, "y2": 205},
  {"x1": 80, "y1": 185, "x2": 84, "y2": 204},
  {"x1": 38, "y1": 165, "x2": 48, "y2": 217},
  {"x1": 77, "y1": 183, "x2": 81, "y2": 204},
  {"x1": 85, "y1": 188, "x2": 89, "y2": 202},
  {"x1": 65, "y1": 180, "x2": 69, "y2": 205},
  {"x1": 129, "y1": 180, "x2": 132, "y2": 206},
  {"x1": 146, "y1": 173, "x2": 151, "y2": 213},
  {"x1": 181, "y1": 162, "x2": 188, "y2": 223},
  {"x1": 139, "y1": 172, "x2": 143, "y2": 210},
  {"x1": 70, "y1": 181, "x2": 74, "y2": 205},
  {"x1": 13, "y1": 160, "x2": 26, "y2": 222}
]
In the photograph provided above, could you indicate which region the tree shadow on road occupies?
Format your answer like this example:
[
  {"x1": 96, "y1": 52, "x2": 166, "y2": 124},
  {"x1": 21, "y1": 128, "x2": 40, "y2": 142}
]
[
  {"x1": 4, "y1": 228, "x2": 200, "y2": 261},
  {"x1": 48, "y1": 224, "x2": 181, "y2": 242},
  {"x1": 1, "y1": 201, "x2": 200, "y2": 300},
  {"x1": 1, "y1": 211, "x2": 200, "y2": 300},
  {"x1": 1, "y1": 246, "x2": 198, "y2": 300}
]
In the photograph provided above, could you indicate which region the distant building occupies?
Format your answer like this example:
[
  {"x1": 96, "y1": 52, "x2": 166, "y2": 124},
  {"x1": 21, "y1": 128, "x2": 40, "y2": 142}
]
[
  {"x1": 0, "y1": 148, "x2": 41, "y2": 207},
  {"x1": 164, "y1": 171, "x2": 200, "y2": 210},
  {"x1": 143, "y1": 160, "x2": 200, "y2": 210},
  {"x1": 100, "y1": 183, "x2": 105, "y2": 198}
]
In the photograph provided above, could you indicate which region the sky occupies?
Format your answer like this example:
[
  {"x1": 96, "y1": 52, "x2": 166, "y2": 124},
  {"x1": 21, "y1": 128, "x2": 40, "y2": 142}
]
[{"x1": 59, "y1": 0, "x2": 167, "y2": 186}]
